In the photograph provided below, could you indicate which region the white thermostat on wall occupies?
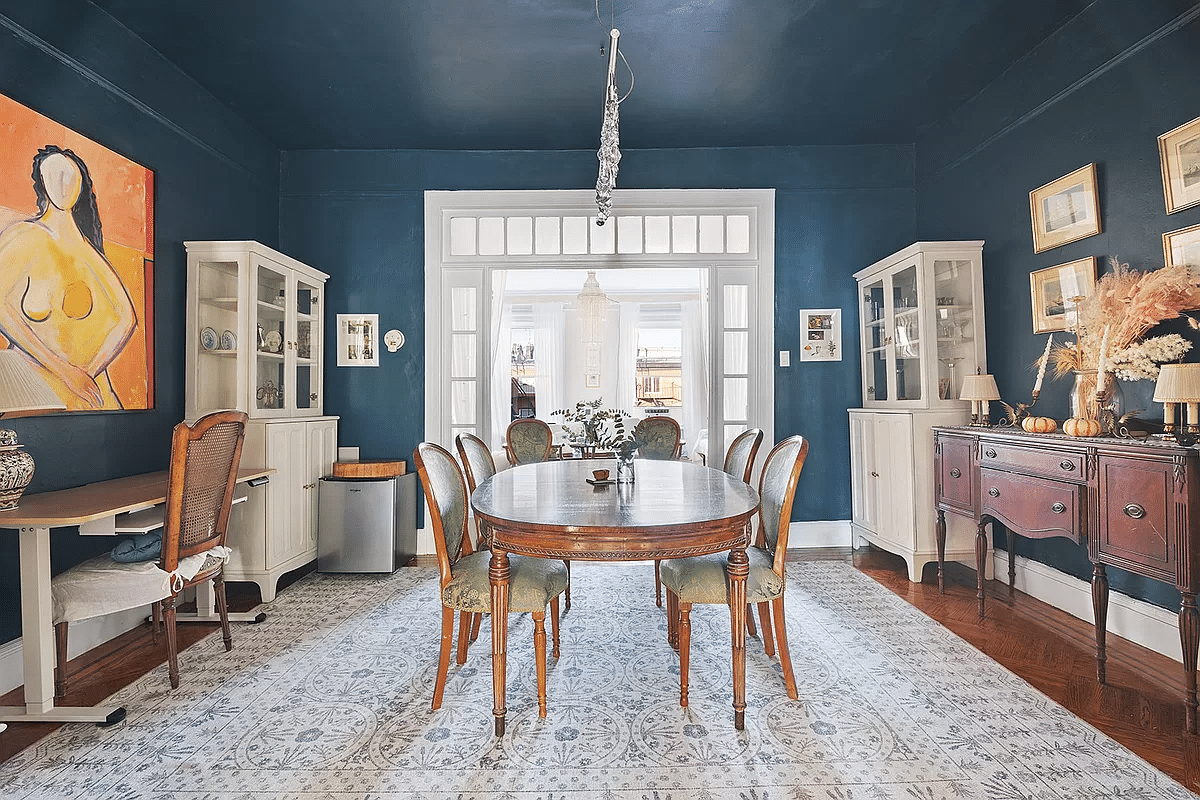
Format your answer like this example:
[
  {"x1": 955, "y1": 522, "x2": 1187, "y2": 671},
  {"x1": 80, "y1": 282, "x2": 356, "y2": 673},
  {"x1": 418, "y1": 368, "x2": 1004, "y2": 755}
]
[{"x1": 383, "y1": 329, "x2": 405, "y2": 352}]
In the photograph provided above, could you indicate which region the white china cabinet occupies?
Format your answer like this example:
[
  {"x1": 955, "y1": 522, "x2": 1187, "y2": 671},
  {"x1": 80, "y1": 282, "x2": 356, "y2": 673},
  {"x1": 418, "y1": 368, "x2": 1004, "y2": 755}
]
[
  {"x1": 848, "y1": 241, "x2": 988, "y2": 582},
  {"x1": 185, "y1": 240, "x2": 338, "y2": 601}
]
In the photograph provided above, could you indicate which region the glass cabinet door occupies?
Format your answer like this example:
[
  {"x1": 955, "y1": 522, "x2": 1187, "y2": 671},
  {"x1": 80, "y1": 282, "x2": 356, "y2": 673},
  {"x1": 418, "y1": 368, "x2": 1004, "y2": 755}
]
[
  {"x1": 254, "y1": 262, "x2": 288, "y2": 416},
  {"x1": 293, "y1": 276, "x2": 321, "y2": 413},
  {"x1": 862, "y1": 278, "x2": 888, "y2": 402},
  {"x1": 932, "y1": 258, "x2": 980, "y2": 401},
  {"x1": 891, "y1": 264, "x2": 921, "y2": 402}
]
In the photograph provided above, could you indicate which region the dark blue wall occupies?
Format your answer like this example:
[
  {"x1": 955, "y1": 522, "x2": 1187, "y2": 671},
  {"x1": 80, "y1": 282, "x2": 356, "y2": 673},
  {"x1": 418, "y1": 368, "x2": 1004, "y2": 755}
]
[
  {"x1": 0, "y1": 6, "x2": 279, "y2": 645},
  {"x1": 915, "y1": 1, "x2": 1200, "y2": 608},
  {"x1": 279, "y1": 146, "x2": 915, "y2": 525}
]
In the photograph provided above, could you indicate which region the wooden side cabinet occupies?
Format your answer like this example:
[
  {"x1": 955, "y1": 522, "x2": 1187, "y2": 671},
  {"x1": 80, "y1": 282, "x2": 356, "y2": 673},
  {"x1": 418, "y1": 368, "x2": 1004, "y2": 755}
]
[{"x1": 933, "y1": 425, "x2": 1200, "y2": 733}]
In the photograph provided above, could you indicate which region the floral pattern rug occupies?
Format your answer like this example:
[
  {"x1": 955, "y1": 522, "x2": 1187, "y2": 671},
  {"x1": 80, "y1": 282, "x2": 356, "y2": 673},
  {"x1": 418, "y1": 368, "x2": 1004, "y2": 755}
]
[{"x1": 1, "y1": 561, "x2": 1195, "y2": 799}]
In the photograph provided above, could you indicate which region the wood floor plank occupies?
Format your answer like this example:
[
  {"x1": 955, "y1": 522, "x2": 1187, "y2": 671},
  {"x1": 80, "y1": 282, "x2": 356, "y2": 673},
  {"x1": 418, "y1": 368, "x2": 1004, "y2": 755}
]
[{"x1": 1, "y1": 549, "x2": 1198, "y2": 793}]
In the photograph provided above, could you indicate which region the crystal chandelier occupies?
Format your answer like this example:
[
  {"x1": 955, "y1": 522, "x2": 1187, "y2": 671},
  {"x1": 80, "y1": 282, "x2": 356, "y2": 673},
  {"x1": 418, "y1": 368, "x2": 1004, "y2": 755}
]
[{"x1": 595, "y1": 2, "x2": 633, "y2": 226}]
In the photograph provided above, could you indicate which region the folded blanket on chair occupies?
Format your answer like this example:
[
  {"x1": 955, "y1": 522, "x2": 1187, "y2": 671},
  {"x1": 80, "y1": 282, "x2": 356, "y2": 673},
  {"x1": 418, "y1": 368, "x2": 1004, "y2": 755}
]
[{"x1": 111, "y1": 532, "x2": 163, "y2": 563}]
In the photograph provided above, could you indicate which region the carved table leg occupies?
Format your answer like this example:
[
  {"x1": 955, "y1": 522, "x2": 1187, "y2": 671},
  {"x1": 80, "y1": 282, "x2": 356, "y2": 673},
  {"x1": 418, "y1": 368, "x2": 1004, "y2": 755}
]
[
  {"x1": 489, "y1": 549, "x2": 511, "y2": 736},
  {"x1": 935, "y1": 509, "x2": 946, "y2": 594},
  {"x1": 727, "y1": 544, "x2": 749, "y2": 731},
  {"x1": 1008, "y1": 531, "x2": 1016, "y2": 596},
  {"x1": 1181, "y1": 591, "x2": 1200, "y2": 734},
  {"x1": 1091, "y1": 562, "x2": 1109, "y2": 685},
  {"x1": 975, "y1": 519, "x2": 988, "y2": 618}
]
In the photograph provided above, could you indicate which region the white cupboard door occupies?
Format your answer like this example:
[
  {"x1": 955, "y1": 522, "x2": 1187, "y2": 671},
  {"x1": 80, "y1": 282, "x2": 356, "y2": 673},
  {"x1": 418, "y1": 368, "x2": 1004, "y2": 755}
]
[
  {"x1": 267, "y1": 422, "x2": 308, "y2": 565},
  {"x1": 305, "y1": 419, "x2": 338, "y2": 550},
  {"x1": 849, "y1": 412, "x2": 878, "y2": 532},
  {"x1": 875, "y1": 414, "x2": 916, "y2": 548}
]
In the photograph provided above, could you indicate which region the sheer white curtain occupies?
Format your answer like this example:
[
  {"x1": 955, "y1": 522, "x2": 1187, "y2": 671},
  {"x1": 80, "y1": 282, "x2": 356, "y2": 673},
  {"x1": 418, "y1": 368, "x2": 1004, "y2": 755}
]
[
  {"x1": 613, "y1": 301, "x2": 639, "y2": 413},
  {"x1": 489, "y1": 270, "x2": 511, "y2": 450},
  {"x1": 681, "y1": 296, "x2": 709, "y2": 456},
  {"x1": 531, "y1": 302, "x2": 565, "y2": 422}
]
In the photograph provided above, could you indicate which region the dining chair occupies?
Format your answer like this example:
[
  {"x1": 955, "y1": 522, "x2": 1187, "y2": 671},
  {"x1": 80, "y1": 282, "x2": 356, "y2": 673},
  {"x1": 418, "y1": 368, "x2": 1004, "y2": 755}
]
[
  {"x1": 651, "y1": 426, "x2": 763, "y2": 607},
  {"x1": 414, "y1": 441, "x2": 568, "y2": 718},
  {"x1": 660, "y1": 434, "x2": 809, "y2": 707},
  {"x1": 634, "y1": 416, "x2": 682, "y2": 460},
  {"x1": 506, "y1": 417, "x2": 553, "y2": 465},
  {"x1": 52, "y1": 410, "x2": 248, "y2": 694}
]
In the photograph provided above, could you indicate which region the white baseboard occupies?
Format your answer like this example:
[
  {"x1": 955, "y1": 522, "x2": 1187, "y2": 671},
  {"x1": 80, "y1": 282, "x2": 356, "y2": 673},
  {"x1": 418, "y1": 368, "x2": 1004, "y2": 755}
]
[
  {"x1": 993, "y1": 548, "x2": 1181, "y2": 664},
  {"x1": 787, "y1": 519, "x2": 853, "y2": 549},
  {"x1": 0, "y1": 605, "x2": 158, "y2": 696}
]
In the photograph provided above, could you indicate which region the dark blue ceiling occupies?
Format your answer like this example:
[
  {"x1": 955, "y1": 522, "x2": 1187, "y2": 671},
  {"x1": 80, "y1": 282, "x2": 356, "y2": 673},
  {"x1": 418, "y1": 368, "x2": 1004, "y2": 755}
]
[{"x1": 90, "y1": 0, "x2": 1093, "y2": 151}]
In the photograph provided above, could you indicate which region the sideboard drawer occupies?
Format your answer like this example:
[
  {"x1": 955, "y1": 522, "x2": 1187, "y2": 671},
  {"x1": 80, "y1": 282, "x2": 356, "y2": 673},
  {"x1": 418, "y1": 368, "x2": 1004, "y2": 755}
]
[
  {"x1": 979, "y1": 467, "x2": 1083, "y2": 543},
  {"x1": 977, "y1": 442, "x2": 1086, "y2": 482},
  {"x1": 937, "y1": 434, "x2": 975, "y2": 513},
  {"x1": 1095, "y1": 455, "x2": 1177, "y2": 581}
]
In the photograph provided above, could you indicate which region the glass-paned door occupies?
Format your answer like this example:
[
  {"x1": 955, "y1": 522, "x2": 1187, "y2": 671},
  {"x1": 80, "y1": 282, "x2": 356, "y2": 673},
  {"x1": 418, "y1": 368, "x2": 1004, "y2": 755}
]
[
  {"x1": 254, "y1": 260, "x2": 288, "y2": 417},
  {"x1": 714, "y1": 266, "x2": 758, "y2": 468},
  {"x1": 294, "y1": 275, "x2": 321, "y2": 412},
  {"x1": 443, "y1": 270, "x2": 485, "y2": 445},
  {"x1": 892, "y1": 264, "x2": 921, "y2": 402},
  {"x1": 932, "y1": 258, "x2": 979, "y2": 401},
  {"x1": 862, "y1": 277, "x2": 887, "y2": 403}
]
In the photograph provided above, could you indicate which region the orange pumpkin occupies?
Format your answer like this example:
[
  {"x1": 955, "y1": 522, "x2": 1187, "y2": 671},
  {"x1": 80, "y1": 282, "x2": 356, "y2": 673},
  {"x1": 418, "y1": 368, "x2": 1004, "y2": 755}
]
[
  {"x1": 1021, "y1": 416, "x2": 1057, "y2": 434},
  {"x1": 1063, "y1": 417, "x2": 1101, "y2": 437}
]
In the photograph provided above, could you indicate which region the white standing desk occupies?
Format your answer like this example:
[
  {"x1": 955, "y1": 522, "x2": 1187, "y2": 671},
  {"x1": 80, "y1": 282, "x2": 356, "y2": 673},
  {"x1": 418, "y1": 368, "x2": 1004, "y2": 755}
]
[{"x1": 0, "y1": 467, "x2": 272, "y2": 725}]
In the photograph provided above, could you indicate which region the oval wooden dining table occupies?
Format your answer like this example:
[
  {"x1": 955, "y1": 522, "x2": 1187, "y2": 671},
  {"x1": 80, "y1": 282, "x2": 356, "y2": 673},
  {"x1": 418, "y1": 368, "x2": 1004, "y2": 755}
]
[{"x1": 471, "y1": 458, "x2": 760, "y2": 736}]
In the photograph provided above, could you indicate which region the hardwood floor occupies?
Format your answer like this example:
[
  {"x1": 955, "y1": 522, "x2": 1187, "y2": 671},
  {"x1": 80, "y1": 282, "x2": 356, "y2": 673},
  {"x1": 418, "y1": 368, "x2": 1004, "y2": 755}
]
[{"x1": 3, "y1": 548, "x2": 1199, "y2": 793}]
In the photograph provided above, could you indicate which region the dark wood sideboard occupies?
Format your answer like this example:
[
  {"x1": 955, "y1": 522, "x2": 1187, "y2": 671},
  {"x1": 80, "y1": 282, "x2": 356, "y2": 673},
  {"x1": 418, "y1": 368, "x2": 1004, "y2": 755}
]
[{"x1": 932, "y1": 425, "x2": 1200, "y2": 733}]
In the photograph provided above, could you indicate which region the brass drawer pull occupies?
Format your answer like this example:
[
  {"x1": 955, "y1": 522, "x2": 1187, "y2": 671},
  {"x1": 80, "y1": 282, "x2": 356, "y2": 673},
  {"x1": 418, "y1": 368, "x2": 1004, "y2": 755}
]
[
  {"x1": 1059, "y1": 460, "x2": 1075, "y2": 471},
  {"x1": 1124, "y1": 503, "x2": 1146, "y2": 520},
  {"x1": 1051, "y1": 502, "x2": 1066, "y2": 514},
  {"x1": 949, "y1": 468, "x2": 961, "y2": 479},
  {"x1": 984, "y1": 448, "x2": 997, "y2": 459},
  {"x1": 988, "y1": 487, "x2": 1000, "y2": 497}
]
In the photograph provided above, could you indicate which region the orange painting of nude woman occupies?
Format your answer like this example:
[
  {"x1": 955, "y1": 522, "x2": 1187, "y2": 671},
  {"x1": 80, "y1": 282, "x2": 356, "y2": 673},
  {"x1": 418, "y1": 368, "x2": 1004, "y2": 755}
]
[{"x1": 0, "y1": 93, "x2": 154, "y2": 411}]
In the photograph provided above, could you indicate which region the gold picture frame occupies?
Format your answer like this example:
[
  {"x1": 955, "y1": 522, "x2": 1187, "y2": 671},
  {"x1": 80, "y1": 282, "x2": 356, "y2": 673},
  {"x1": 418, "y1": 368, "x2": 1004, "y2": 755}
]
[
  {"x1": 1029, "y1": 257, "x2": 1097, "y2": 334},
  {"x1": 1159, "y1": 115, "x2": 1200, "y2": 214},
  {"x1": 1029, "y1": 164, "x2": 1101, "y2": 253},
  {"x1": 1164, "y1": 222, "x2": 1200, "y2": 280}
]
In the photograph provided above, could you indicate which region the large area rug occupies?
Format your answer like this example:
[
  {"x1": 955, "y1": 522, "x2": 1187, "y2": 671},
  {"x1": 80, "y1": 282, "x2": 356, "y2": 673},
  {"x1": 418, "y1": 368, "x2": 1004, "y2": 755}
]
[{"x1": 1, "y1": 561, "x2": 1195, "y2": 799}]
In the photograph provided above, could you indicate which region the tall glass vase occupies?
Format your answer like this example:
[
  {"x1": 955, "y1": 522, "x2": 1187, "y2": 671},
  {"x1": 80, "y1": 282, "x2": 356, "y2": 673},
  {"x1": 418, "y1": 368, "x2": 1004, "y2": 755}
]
[
  {"x1": 1069, "y1": 369, "x2": 1123, "y2": 420},
  {"x1": 616, "y1": 452, "x2": 636, "y2": 484}
]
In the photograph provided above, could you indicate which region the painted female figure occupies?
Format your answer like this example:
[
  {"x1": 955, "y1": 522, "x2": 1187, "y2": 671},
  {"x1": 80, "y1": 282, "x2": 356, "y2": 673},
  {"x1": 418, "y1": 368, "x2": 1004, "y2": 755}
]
[{"x1": 0, "y1": 145, "x2": 137, "y2": 409}]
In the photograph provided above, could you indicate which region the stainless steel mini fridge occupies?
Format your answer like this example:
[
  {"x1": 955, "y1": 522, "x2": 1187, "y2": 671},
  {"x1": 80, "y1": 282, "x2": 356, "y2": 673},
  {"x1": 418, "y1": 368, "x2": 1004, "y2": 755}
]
[{"x1": 317, "y1": 473, "x2": 417, "y2": 573}]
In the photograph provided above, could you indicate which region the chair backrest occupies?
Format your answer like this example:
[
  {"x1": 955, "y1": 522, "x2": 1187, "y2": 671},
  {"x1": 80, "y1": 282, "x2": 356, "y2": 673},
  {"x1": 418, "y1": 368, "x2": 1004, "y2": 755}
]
[
  {"x1": 159, "y1": 410, "x2": 248, "y2": 574},
  {"x1": 634, "y1": 416, "x2": 681, "y2": 460},
  {"x1": 456, "y1": 431, "x2": 497, "y2": 493},
  {"x1": 757, "y1": 435, "x2": 809, "y2": 574},
  {"x1": 414, "y1": 442, "x2": 471, "y2": 583},
  {"x1": 723, "y1": 427, "x2": 764, "y2": 484},
  {"x1": 506, "y1": 418, "x2": 553, "y2": 465}
]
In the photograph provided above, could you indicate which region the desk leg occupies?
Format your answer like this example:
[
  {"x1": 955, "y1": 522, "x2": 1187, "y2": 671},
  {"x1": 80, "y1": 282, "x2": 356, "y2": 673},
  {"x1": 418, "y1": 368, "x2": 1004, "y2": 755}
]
[
  {"x1": 0, "y1": 526, "x2": 125, "y2": 725},
  {"x1": 975, "y1": 519, "x2": 988, "y2": 618},
  {"x1": 1180, "y1": 590, "x2": 1199, "y2": 734},
  {"x1": 727, "y1": 544, "x2": 749, "y2": 731},
  {"x1": 489, "y1": 548, "x2": 510, "y2": 737},
  {"x1": 1091, "y1": 562, "x2": 1109, "y2": 685},
  {"x1": 935, "y1": 509, "x2": 946, "y2": 594}
]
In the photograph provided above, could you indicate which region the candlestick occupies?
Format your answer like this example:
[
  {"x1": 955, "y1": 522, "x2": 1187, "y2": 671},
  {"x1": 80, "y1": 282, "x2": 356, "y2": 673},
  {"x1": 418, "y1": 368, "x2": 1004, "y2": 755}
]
[
  {"x1": 1033, "y1": 334, "x2": 1052, "y2": 395},
  {"x1": 1097, "y1": 325, "x2": 1110, "y2": 375}
]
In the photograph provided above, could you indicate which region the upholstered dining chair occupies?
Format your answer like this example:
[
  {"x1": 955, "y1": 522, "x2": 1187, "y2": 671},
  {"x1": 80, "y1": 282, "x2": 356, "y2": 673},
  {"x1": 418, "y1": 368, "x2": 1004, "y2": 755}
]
[
  {"x1": 660, "y1": 434, "x2": 809, "y2": 707},
  {"x1": 634, "y1": 415, "x2": 682, "y2": 460},
  {"x1": 414, "y1": 441, "x2": 568, "y2": 717},
  {"x1": 456, "y1": 432, "x2": 497, "y2": 496},
  {"x1": 506, "y1": 417, "x2": 553, "y2": 465},
  {"x1": 651, "y1": 426, "x2": 763, "y2": 608},
  {"x1": 52, "y1": 410, "x2": 248, "y2": 695}
]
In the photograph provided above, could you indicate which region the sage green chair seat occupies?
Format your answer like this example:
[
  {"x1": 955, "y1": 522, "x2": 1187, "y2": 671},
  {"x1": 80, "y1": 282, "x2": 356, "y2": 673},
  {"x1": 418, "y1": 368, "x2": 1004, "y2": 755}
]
[
  {"x1": 506, "y1": 418, "x2": 553, "y2": 465},
  {"x1": 661, "y1": 435, "x2": 808, "y2": 708},
  {"x1": 414, "y1": 441, "x2": 566, "y2": 718}
]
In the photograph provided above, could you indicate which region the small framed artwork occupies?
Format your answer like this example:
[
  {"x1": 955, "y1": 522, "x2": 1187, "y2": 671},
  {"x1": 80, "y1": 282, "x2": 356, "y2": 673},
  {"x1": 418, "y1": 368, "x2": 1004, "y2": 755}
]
[
  {"x1": 585, "y1": 374, "x2": 600, "y2": 388},
  {"x1": 1029, "y1": 257, "x2": 1096, "y2": 334},
  {"x1": 799, "y1": 308, "x2": 841, "y2": 362},
  {"x1": 336, "y1": 313, "x2": 379, "y2": 367},
  {"x1": 1158, "y1": 115, "x2": 1200, "y2": 214},
  {"x1": 1164, "y1": 222, "x2": 1200, "y2": 278},
  {"x1": 1029, "y1": 163, "x2": 1101, "y2": 253}
]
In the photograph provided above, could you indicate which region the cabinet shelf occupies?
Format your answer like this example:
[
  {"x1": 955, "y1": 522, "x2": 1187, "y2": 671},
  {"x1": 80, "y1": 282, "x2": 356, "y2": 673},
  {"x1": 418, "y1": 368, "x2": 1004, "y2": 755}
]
[{"x1": 200, "y1": 296, "x2": 239, "y2": 311}]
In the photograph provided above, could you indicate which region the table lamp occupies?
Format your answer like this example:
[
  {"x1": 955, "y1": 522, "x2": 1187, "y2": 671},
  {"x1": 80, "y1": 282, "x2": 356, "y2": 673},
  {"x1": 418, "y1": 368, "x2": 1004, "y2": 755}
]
[
  {"x1": 1154, "y1": 363, "x2": 1200, "y2": 439},
  {"x1": 960, "y1": 373, "x2": 1000, "y2": 426},
  {"x1": 0, "y1": 349, "x2": 67, "y2": 510}
]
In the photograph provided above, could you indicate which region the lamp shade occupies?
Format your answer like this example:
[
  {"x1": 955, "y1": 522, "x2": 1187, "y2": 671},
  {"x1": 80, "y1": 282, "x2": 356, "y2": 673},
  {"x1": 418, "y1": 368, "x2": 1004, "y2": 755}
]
[
  {"x1": 0, "y1": 350, "x2": 65, "y2": 413},
  {"x1": 1154, "y1": 363, "x2": 1200, "y2": 402},
  {"x1": 960, "y1": 373, "x2": 1000, "y2": 401}
]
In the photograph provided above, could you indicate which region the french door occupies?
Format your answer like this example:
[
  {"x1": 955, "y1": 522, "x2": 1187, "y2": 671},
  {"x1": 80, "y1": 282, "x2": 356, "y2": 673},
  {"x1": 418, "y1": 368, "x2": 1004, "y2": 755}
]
[{"x1": 424, "y1": 189, "x2": 774, "y2": 483}]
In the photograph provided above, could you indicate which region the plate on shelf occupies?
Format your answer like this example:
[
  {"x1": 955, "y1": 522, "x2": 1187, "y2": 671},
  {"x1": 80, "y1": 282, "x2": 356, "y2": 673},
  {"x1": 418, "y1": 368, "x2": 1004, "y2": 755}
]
[
  {"x1": 585, "y1": 478, "x2": 615, "y2": 486},
  {"x1": 263, "y1": 330, "x2": 283, "y2": 353},
  {"x1": 200, "y1": 326, "x2": 218, "y2": 351},
  {"x1": 220, "y1": 330, "x2": 237, "y2": 350}
]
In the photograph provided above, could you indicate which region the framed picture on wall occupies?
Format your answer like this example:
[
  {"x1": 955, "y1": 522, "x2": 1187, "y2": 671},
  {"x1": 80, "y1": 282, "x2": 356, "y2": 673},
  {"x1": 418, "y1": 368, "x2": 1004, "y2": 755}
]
[
  {"x1": 1029, "y1": 257, "x2": 1096, "y2": 334},
  {"x1": 799, "y1": 308, "x2": 841, "y2": 362},
  {"x1": 1164, "y1": 223, "x2": 1200, "y2": 285},
  {"x1": 1029, "y1": 164, "x2": 1101, "y2": 253},
  {"x1": 1159, "y1": 115, "x2": 1200, "y2": 214},
  {"x1": 336, "y1": 314, "x2": 379, "y2": 367}
]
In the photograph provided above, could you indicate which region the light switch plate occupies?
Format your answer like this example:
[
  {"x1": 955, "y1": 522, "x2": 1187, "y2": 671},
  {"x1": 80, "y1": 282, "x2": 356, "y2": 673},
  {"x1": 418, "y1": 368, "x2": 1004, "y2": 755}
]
[{"x1": 779, "y1": 350, "x2": 790, "y2": 367}]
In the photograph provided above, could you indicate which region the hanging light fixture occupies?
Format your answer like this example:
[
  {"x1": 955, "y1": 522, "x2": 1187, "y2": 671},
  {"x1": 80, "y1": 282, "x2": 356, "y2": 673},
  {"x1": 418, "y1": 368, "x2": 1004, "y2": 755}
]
[{"x1": 595, "y1": 2, "x2": 633, "y2": 226}]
